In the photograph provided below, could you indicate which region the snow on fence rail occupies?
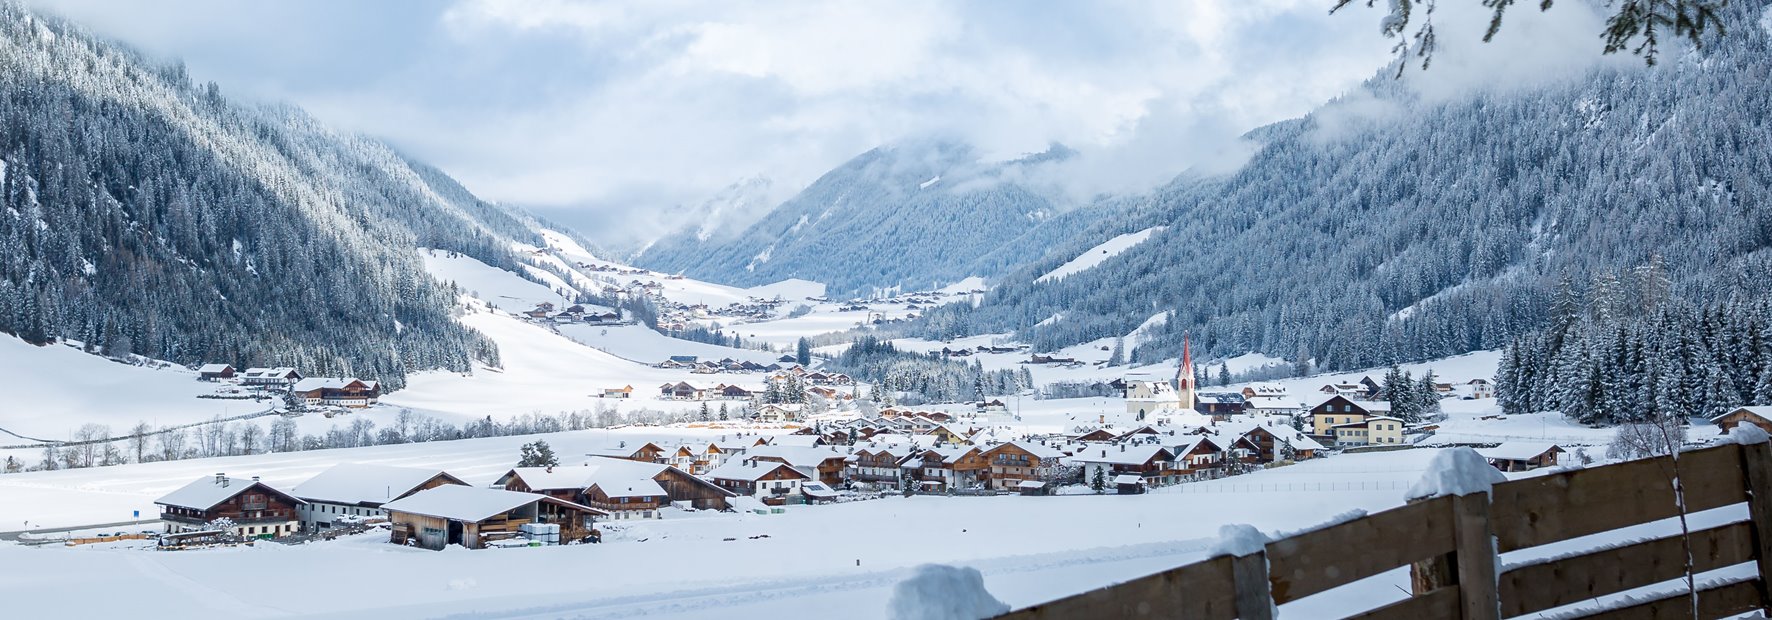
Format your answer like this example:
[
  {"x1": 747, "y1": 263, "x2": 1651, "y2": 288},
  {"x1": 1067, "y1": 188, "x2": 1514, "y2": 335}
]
[
  {"x1": 1167, "y1": 481, "x2": 1410, "y2": 494},
  {"x1": 992, "y1": 441, "x2": 1772, "y2": 620}
]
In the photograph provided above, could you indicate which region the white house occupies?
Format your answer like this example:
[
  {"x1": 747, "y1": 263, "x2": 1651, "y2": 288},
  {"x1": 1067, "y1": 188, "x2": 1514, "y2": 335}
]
[{"x1": 291, "y1": 463, "x2": 468, "y2": 530}]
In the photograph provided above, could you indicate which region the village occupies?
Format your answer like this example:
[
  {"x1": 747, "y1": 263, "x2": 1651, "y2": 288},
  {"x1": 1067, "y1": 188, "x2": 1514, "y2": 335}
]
[{"x1": 120, "y1": 337, "x2": 1771, "y2": 556}]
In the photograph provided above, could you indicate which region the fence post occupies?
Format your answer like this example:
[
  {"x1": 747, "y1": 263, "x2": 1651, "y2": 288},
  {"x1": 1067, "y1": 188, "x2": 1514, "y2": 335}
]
[
  {"x1": 1451, "y1": 492, "x2": 1500, "y2": 620},
  {"x1": 1737, "y1": 441, "x2": 1772, "y2": 609},
  {"x1": 1231, "y1": 551, "x2": 1275, "y2": 620},
  {"x1": 1408, "y1": 493, "x2": 1499, "y2": 620}
]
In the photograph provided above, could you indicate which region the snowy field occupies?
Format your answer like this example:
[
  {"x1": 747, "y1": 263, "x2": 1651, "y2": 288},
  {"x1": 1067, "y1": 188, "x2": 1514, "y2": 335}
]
[
  {"x1": 1036, "y1": 226, "x2": 1165, "y2": 283},
  {"x1": 0, "y1": 445, "x2": 1478, "y2": 619},
  {"x1": 0, "y1": 336, "x2": 271, "y2": 440}
]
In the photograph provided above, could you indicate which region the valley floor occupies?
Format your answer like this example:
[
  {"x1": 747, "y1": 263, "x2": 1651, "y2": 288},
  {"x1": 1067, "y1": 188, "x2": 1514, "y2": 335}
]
[{"x1": 0, "y1": 448, "x2": 1452, "y2": 619}]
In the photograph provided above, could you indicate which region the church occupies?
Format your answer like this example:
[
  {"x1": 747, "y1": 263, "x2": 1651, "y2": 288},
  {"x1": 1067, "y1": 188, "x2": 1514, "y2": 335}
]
[{"x1": 1123, "y1": 335, "x2": 1197, "y2": 419}]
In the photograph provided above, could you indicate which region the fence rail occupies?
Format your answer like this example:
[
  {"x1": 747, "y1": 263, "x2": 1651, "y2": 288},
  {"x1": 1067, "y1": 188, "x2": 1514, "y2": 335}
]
[{"x1": 995, "y1": 441, "x2": 1772, "y2": 620}]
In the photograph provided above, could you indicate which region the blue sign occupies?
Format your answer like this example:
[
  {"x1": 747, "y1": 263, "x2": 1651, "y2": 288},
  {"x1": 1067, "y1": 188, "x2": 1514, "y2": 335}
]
[{"x1": 132, "y1": 510, "x2": 139, "y2": 519}]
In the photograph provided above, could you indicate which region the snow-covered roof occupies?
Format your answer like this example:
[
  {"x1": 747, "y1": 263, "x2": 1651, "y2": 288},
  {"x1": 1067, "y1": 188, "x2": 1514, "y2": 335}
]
[
  {"x1": 1016, "y1": 480, "x2": 1046, "y2": 489},
  {"x1": 704, "y1": 459, "x2": 806, "y2": 482},
  {"x1": 986, "y1": 441, "x2": 1065, "y2": 460},
  {"x1": 242, "y1": 367, "x2": 298, "y2": 378},
  {"x1": 197, "y1": 363, "x2": 232, "y2": 373},
  {"x1": 1477, "y1": 442, "x2": 1563, "y2": 461},
  {"x1": 1111, "y1": 474, "x2": 1144, "y2": 485},
  {"x1": 291, "y1": 464, "x2": 462, "y2": 506},
  {"x1": 156, "y1": 476, "x2": 304, "y2": 511},
  {"x1": 747, "y1": 445, "x2": 852, "y2": 467},
  {"x1": 504, "y1": 457, "x2": 670, "y2": 491},
  {"x1": 1068, "y1": 444, "x2": 1172, "y2": 466},
  {"x1": 1712, "y1": 406, "x2": 1772, "y2": 422},
  {"x1": 591, "y1": 479, "x2": 668, "y2": 498},
  {"x1": 1244, "y1": 383, "x2": 1287, "y2": 396},
  {"x1": 291, "y1": 377, "x2": 377, "y2": 392},
  {"x1": 381, "y1": 485, "x2": 603, "y2": 522},
  {"x1": 1245, "y1": 397, "x2": 1301, "y2": 410},
  {"x1": 769, "y1": 435, "x2": 823, "y2": 448}
]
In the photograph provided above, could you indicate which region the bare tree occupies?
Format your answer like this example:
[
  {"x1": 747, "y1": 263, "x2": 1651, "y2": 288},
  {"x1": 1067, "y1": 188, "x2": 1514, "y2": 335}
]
[{"x1": 128, "y1": 421, "x2": 152, "y2": 463}]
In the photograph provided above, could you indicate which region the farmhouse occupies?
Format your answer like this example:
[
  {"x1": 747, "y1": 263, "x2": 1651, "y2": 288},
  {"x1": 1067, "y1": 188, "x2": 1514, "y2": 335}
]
[
  {"x1": 383, "y1": 485, "x2": 605, "y2": 550},
  {"x1": 155, "y1": 473, "x2": 304, "y2": 539},
  {"x1": 903, "y1": 445, "x2": 990, "y2": 492},
  {"x1": 981, "y1": 441, "x2": 1065, "y2": 491},
  {"x1": 496, "y1": 457, "x2": 734, "y2": 513},
  {"x1": 290, "y1": 377, "x2": 381, "y2": 408},
  {"x1": 197, "y1": 363, "x2": 235, "y2": 381},
  {"x1": 748, "y1": 445, "x2": 853, "y2": 487},
  {"x1": 291, "y1": 464, "x2": 468, "y2": 530},
  {"x1": 704, "y1": 459, "x2": 811, "y2": 504},
  {"x1": 1070, "y1": 444, "x2": 1177, "y2": 487}
]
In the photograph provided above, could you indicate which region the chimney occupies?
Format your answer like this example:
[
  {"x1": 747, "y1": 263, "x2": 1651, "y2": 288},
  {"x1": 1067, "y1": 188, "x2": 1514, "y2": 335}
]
[
  {"x1": 215, "y1": 473, "x2": 227, "y2": 486},
  {"x1": 252, "y1": 476, "x2": 260, "y2": 482}
]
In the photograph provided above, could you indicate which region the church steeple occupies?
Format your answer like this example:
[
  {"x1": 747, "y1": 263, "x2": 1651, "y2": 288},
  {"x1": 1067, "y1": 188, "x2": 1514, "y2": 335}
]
[{"x1": 1176, "y1": 332, "x2": 1196, "y2": 410}]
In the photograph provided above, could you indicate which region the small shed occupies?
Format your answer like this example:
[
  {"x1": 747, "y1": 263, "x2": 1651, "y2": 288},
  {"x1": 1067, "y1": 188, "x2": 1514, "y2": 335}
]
[
  {"x1": 1016, "y1": 479, "x2": 1048, "y2": 496},
  {"x1": 1477, "y1": 442, "x2": 1564, "y2": 472},
  {"x1": 1711, "y1": 406, "x2": 1772, "y2": 437},
  {"x1": 1113, "y1": 474, "x2": 1146, "y2": 495}
]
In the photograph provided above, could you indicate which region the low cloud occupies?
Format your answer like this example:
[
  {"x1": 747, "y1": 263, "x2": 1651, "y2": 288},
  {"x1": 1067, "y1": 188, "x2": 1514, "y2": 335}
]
[{"x1": 30, "y1": 0, "x2": 1412, "y2": 244}]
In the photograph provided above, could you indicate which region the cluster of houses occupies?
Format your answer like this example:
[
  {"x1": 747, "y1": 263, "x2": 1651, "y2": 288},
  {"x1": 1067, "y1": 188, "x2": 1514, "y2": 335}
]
[
  {"x1": 194, "y1": 364, "x2": 381, "y2": 408},
  {"x1": 938, "y1": 344, "x2": 1027, "y2": 358},
  {"x1": 521, "y1": 302, "x2": 624, "y2": 325}
]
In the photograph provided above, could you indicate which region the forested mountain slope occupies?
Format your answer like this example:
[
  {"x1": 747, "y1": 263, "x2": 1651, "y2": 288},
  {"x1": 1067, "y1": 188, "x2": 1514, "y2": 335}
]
[
  {"x1": 0, "y1": 4, "x2": 534, "y2": 388},
  {"x1": 919, "y1": 1, "x2": 1772, "y2": 373},
  {"x1": 636, "y1": 141, "x2": 1098, "y2": 295}
]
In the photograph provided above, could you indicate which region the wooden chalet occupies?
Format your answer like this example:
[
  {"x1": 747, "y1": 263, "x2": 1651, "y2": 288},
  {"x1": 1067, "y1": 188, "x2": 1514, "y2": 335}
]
[
  {"x1": 497, "y1": 458, "x2": 734, "y2": 512},
  {"x1": 585, "y1": 480, "x2": 670, "y2": 519},
  {"x1": 905, "y1": 446, "x2": 990, "y2": 491},
  {"x1": 290, "y1": 377, "x2": 380, "y2": 408},
  {"x1": 1071, "y1": 444, "x2": 1177, "y2": 487},
  {"x1": 1712, "y1": 406, "x2": 1772, "y2": 437},
  {"x1": 1169, "y1": 436, "x2": 1225, "y2": 474},
  {"x1": 155, "y1": 473, "x2": 305, "y2": 539},
  {"x1": 197, "y1": 363, "x2": 235, "y2": 381},
  {"x1": 383, "y1": 485, "x2": 605, "y2": 550},
  {"x1": 1478, "y1": 443, "x2": 1564, "y2": 472},
  {"x1": 587, "y1": 442, "x2": 667, "y2": 463},
  {"x1": 981, "y1": 441, "x2": 1065, "y2": 491},
  {"x1": 704, "y1": 459, "x2": 811, "y2": 505},
  {"x1": 850, "y1": 446, "x2": 908, "y2": 485}
]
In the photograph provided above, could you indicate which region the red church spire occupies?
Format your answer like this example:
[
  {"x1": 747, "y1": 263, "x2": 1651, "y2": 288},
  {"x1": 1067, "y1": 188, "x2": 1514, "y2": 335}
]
[{"x1": 1178, "y1": 332, "x2": 1192, "y2": 389}]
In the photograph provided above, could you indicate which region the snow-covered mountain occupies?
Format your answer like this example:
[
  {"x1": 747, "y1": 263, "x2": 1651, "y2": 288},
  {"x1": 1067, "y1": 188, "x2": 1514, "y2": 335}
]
[
  {"x1": 918, "y1": 1, "x2": 1772, "y2": 374},
  {"x1": 635, "y1": 141, "x2": 1098, "y2": 296},
  {"x1": 0, "y1": 5, "x2": 534, "y2": 388}
]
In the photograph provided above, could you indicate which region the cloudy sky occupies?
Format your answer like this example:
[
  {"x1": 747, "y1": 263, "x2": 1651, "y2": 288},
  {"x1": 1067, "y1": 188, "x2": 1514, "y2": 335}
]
[{"x1": 23, "y1": 0, "x2": 1614, "y2": 245}]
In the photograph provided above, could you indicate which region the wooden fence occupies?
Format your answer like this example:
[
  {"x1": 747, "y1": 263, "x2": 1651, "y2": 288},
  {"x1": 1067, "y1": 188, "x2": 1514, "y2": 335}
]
[
  {"x1": 63, "y1": 533, "x2": 150, "y2": 546},
  {"x1": 994, "y1": 441, "x2": 1772, "y2": 619}
]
